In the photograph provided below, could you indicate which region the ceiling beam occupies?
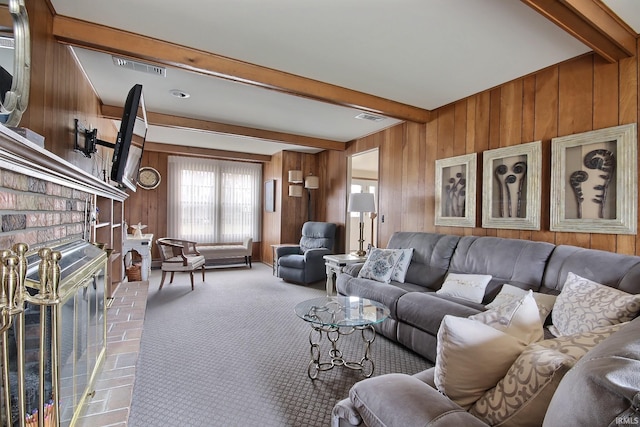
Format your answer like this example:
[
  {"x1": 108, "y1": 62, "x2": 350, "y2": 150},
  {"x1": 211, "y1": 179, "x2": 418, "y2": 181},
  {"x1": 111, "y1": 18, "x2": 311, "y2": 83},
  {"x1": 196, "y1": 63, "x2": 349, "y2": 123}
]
[
  {"x1": 143, "y1": 141, "x2": 272, "y2": 163},
  {"x1": 52, "y1": 15, "x2": 431, "y2": 123},
  {"x1": 521, "y1": 0, "x2": 636, "y2": 63},
  {"x1": 101, "y1": 105, "x2": 346, "y2": 151}
]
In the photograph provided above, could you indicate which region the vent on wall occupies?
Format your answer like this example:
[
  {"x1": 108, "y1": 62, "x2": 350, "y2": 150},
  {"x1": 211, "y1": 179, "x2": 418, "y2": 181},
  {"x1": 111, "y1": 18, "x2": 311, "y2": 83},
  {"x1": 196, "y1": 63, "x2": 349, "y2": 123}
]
[
  {"x1": 112, "y1": 56, "x2": 166, "y2": 77},
  {"x1": 355, "y1": 112, "x2": 386, "y2": 122}
]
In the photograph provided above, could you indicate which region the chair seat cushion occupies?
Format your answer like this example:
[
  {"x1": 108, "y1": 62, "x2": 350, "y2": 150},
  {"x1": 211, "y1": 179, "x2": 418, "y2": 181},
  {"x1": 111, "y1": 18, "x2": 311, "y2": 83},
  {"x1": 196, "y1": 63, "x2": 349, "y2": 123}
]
[
  {"x1": 162, "y1": 255, "x2": 205, "y2": 271},
  {"x1": 278, "y1": 254, "x2": 305, "y2": 269}
]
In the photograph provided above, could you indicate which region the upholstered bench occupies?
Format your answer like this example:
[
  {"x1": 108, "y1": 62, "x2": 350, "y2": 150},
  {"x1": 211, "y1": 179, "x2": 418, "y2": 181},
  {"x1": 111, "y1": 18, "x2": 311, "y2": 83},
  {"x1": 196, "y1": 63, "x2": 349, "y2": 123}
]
[{"x1": 197, "y1": 237, "x2": 253, "y2": 268}]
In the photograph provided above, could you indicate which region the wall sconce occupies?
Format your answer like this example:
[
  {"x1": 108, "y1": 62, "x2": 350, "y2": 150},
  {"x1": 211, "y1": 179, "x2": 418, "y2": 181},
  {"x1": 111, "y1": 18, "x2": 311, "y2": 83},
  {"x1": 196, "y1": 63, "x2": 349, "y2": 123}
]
[
  {"x1": 288, "y1": 170, "x2": 303, "y2": 197},
  {"x1": 288, "y1": 170, "x2": 303, "y2": 184},
  {"x1": 288, "y1": 185, "x2": 303, "y2": 197}
]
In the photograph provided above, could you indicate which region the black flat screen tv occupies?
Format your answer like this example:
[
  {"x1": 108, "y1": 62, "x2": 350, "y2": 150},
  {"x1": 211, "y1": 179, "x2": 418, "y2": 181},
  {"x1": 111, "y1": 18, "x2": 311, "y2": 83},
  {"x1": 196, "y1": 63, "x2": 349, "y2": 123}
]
[{"x1": 110, "y1": 84, "x2": 148, "y2": 191}]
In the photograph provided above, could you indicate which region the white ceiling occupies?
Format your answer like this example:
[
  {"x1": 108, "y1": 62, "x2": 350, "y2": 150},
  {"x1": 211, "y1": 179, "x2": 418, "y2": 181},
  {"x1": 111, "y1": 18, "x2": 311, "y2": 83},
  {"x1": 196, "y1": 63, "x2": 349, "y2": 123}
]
[{"x1": 48, "y1": 0, "x2": 640, "y2": 156}]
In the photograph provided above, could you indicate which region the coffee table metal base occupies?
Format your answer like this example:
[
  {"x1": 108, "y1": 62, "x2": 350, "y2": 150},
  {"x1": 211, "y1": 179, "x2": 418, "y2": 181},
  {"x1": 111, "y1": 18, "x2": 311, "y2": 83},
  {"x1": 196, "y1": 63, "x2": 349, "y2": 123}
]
[{"x1": 307, "y1": 323, "x2": 376, "y2": 380}]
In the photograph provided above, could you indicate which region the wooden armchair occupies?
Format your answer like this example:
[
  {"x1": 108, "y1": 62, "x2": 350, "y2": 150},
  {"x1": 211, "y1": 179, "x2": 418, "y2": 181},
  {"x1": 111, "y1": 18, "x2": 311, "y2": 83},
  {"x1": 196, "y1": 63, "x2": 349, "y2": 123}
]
[{"x1": 156, "y1": 238, "x2": 206, "y2": 290}]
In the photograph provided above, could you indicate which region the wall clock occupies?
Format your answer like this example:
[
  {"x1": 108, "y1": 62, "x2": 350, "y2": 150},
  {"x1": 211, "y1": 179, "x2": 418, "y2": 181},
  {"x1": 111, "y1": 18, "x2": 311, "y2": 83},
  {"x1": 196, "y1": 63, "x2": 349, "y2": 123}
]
[{"x1": 138, "y1": 166, "x2": 161, "y2": 190}]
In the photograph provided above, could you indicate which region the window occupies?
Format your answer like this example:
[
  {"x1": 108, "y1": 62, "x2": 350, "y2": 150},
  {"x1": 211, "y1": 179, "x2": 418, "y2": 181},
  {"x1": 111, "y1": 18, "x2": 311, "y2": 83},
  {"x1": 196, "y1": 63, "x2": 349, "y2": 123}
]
[{"x1": 167, "y1": 156, "x2": 262, "y2": 243}]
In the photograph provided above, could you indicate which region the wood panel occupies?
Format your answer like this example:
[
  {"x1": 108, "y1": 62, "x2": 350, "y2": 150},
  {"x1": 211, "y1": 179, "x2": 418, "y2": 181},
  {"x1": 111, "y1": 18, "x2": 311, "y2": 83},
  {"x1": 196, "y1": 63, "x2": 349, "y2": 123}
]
[{"x1": 345, "y1": 50, "x2": 640, "y2": 257}]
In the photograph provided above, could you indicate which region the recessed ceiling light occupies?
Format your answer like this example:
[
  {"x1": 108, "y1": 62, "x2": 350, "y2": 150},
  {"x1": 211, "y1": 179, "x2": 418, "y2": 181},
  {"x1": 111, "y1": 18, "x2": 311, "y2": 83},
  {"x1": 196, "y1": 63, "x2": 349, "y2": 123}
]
[{"x1": 170, "y1": 89, "x2": 190, "y2": 99}]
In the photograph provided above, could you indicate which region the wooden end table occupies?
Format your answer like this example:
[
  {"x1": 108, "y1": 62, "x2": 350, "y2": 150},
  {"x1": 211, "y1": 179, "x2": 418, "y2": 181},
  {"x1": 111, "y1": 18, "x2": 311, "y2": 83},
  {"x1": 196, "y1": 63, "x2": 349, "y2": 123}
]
[{"x1": 323, "y1": 253, "x2": 367, "y2": 296}]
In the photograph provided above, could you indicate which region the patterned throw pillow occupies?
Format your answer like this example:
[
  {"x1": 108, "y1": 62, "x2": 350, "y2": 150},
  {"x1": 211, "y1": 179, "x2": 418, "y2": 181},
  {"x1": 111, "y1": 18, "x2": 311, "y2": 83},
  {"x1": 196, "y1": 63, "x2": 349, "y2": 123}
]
[
  {"x1": 486, "y1": 284, "x2": 557, "y2": 324},
  {"x1": 434, "y1": 315, "x2": 527, "y2": 410},
  {"x1": 550, "y1": 272, "x2": 640, "y2": 336},
  {"x1": 470, "y1": 291, "x2": 544, "y2": 344},
  {"x1": 436, "y1": 273, "x2": 492, "y2": 303},
  {"x1": 357, "y1": 248, "x2": 402, "y2": 283},
  {"x1": 470, "y1": 344, "x2": 575, "y2": 427},
  {"x1": 389, "y1": 248, "x2": 414, "y2": 283},
  {"x1": 470, "y1": 322, "x2": 625, "y2": 426}
]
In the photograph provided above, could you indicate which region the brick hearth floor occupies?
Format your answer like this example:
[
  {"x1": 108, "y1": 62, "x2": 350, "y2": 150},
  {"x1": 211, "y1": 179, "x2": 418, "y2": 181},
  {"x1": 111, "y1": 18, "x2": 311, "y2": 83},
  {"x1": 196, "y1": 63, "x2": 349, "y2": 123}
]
[{"x1": 75, "y1": 280, "x2": 149, "y2": 427}]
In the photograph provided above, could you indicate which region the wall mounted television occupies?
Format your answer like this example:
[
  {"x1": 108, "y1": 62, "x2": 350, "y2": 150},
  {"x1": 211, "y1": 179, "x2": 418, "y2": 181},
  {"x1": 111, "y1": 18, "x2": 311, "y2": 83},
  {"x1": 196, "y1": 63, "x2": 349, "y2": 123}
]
[
  {"x1": 110, "y1": 84, "x2": 148, "y2": 192},
  {"x1": 74, "y1": 83, "x2": 148, "y2": 192}
]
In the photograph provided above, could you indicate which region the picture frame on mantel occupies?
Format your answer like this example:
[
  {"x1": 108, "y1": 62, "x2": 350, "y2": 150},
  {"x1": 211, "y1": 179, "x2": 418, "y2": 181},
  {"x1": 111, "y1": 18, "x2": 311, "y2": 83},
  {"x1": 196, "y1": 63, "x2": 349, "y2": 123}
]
[
  {"x1": 435, "y1": 153, "x2": 476, "y2": 228},
  {"x1": 550, "y1": 123, "x2": 637, "y2": 235},
  {"x1": 482, "y1": 141, "x2": 541, "y2": 230}
]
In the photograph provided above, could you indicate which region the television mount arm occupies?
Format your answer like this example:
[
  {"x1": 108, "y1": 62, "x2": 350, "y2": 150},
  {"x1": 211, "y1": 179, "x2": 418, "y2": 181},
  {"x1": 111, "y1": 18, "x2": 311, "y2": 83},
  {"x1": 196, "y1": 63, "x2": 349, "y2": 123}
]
[{"x1": 74, "y1": 118, "x2": 115, "y2": 158}]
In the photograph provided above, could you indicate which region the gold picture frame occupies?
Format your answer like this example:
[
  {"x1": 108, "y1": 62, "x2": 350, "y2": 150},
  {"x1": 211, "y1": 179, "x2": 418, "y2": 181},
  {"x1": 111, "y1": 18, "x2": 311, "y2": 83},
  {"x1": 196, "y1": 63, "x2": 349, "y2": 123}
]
[
  {"x1": 550, "y1": 123, "x2": 637, "y2": 234},
  {"x1": 435, "y1": 153, "x2": 476, "y2": 227},
  {"x1": 482, "y1": 141, "x2": 541, "y2": 230}
]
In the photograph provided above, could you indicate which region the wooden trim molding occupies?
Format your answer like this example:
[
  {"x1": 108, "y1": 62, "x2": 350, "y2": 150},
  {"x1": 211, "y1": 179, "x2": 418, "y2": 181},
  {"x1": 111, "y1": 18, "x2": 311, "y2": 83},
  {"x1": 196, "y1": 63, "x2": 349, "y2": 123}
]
[
  {"x1": 522, "y1": 0, "x2": 636, "y2": 63},
  {"x1": 101, "y1": 105, "x2": 345, "y2": 152},
  {"x1": 143, "y1": 141, "x2": 272, "y2": 163},
  {"x1": 52, "y1": 15, "x2": 430, "y2": 123}
]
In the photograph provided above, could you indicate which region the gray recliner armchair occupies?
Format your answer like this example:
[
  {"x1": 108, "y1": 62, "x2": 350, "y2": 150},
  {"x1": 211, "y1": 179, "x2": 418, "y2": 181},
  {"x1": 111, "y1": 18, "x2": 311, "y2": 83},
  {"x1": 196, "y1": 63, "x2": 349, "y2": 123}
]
[{"x1": 277, "y1": 221, "x2": 337, "y2": 284}]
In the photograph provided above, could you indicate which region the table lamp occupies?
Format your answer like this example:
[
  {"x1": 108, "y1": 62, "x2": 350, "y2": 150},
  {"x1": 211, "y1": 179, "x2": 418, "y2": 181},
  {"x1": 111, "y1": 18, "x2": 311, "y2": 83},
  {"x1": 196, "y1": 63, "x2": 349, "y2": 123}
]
[{"x1": 348, "y1": 192, "x2": 375, "y2": 256}]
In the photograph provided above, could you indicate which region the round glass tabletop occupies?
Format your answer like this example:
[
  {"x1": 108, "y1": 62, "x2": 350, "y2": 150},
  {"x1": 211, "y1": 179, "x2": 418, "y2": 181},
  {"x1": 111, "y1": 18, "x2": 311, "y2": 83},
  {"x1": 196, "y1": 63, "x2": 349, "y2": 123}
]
[{"x1": 295, "y1": 296, "x2": 390, "y2": 328}]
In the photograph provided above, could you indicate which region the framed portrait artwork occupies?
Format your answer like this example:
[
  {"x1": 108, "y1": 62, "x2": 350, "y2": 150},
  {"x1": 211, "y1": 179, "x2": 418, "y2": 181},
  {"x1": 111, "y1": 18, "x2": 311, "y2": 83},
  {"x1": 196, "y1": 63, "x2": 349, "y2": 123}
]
[
  {"x1": 264, "y1": 179, "x2": 276, "y2": 212},
  {"x1": 435, "y1": 153, "x2": 477, "y2": 227},
  {"x1": 482, "y1": 141, "x2": 541, "y2": 230},
  {"x1": 550, "y1": 123, "x2": 637, "y2": 234}
]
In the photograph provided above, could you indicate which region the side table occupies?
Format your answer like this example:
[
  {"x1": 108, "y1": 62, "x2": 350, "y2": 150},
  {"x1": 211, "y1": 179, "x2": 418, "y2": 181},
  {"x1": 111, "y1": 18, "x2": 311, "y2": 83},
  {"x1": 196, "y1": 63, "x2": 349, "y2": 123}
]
[{"x1": 323, "y1": 253, "x2": 367, "y2": 296}]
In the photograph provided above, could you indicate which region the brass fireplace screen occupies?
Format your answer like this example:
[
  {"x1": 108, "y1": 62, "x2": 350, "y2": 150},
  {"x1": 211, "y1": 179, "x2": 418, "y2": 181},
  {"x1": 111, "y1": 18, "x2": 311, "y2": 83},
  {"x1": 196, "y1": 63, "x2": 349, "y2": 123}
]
[{"x1": 0, "y1": 240, "x2": 107, "y2": 427}]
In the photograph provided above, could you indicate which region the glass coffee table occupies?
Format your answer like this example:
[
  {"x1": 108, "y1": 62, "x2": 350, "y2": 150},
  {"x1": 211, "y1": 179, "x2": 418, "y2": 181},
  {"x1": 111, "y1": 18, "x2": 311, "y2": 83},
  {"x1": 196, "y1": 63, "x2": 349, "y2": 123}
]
[{"x1": 294, "y1": 296, "x2": 390, "y2": 379}]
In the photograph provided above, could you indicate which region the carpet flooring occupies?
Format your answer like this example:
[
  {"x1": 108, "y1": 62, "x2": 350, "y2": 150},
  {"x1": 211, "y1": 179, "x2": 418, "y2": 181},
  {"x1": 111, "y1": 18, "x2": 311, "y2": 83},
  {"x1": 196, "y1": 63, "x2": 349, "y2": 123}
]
[{"x1": 128, "y1": 264, "x2": 433, "y2": 427}]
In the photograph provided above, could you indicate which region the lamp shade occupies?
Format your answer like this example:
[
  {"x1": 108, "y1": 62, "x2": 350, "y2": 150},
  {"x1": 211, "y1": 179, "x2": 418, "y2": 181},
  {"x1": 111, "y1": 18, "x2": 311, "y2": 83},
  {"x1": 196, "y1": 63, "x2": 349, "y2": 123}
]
[
  {"x1": 305, "y1": 175, "x2": 319, "y2": 189},
  {"x1": 288, "y1": 170, "x2": 303, "y2": 183},
  {"x1": 289, "y1": 184, "x2": 303, "y2": 197},
  {"x1": 347, "y1": 192, "x2": 375, "y2": 213}
]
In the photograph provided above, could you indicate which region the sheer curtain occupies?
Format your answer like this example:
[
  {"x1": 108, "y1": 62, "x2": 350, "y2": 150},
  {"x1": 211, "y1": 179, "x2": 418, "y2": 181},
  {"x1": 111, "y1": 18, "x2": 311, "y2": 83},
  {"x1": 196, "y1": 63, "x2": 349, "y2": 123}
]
[{"x1": 167, "y1": 156, "x2": 262, "y2": 243}]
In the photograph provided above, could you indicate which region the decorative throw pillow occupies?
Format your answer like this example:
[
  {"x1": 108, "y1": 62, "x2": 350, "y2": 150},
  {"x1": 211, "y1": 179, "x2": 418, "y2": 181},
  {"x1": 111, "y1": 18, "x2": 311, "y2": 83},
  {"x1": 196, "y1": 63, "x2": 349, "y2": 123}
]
[
  {"x1": 436, "y1": 273, "x2": 492, "y2": 303},
  {"x1": 434, "y1": 315, "x2": 527, "y2": 409},
  {"x1": 486, "y1": 283, "x2": 557, "y2": 323},
  {"x1": 470, "y1": 291, "x2": 544, "y2": 344},
  {"x1": 550, "y1": 272, "x2": 640, "y2": 336},
  {"x1": 389, "y1": 248, "x2": 413, "y2": 283},
  {"x1": 357, "y1": 248, "x2": 402, "y2": 283},
  {"x1": 536, "y1": 322, "x2": 626, "y2": 360},
  {"x1": 469, "y1": 322, "x2": 625, "y2": 426},
  {"x1": 470, "y1": 344, "x2": 576, "y2": 427}
]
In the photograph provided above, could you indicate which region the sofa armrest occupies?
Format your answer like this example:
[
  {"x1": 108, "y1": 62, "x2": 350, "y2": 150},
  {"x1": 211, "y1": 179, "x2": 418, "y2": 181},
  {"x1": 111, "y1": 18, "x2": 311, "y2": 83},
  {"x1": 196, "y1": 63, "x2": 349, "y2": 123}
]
[
  {"x1": 332, "y1": 398, "x2": 362, "y2": 427},
  {"x1": 348, "y1": 373, "x2": 488, "y2": 427},
  {"x1": 343, "y1": 262, "x2": 365, "y2": 277}
]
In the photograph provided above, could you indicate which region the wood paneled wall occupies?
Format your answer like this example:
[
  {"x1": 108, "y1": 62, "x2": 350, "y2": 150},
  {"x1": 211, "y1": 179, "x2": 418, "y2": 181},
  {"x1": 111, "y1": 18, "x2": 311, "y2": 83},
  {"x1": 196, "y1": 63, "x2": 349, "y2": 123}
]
[
  {"x1": 334, "y1": 47, "x2": 640, "y2": 255},
  {"x1": 22, "y1": 0, "x2": 116, "y2": 173}
]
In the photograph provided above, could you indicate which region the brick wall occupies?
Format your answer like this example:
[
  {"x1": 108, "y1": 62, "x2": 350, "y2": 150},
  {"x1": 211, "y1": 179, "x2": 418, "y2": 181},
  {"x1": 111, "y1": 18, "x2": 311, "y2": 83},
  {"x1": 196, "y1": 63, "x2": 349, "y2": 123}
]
[{"x1": 0, "y1": 167, "x2": 91, "y2": 252}]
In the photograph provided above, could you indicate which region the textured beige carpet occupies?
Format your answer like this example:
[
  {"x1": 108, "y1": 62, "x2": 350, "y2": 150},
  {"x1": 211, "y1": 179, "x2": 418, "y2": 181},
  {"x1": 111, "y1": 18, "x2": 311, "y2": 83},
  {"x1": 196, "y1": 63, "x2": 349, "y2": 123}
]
[{"x1": 128, "y1": 264, "x2": 432, "y2": 427}]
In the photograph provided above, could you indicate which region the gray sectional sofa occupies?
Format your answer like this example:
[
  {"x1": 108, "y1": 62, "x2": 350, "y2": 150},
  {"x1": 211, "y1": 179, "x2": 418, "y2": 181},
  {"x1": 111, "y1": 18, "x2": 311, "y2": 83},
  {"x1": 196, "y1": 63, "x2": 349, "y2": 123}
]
[{"x1": 332, "y1": 232, "x2": 640, "y2": 426}]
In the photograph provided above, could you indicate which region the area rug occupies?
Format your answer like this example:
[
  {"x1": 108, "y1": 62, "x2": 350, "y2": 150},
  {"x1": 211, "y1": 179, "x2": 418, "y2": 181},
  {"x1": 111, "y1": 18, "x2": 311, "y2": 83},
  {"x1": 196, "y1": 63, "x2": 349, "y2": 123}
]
[{"x1": 128, "y1": 264, "x2": 432, "y2": 427}]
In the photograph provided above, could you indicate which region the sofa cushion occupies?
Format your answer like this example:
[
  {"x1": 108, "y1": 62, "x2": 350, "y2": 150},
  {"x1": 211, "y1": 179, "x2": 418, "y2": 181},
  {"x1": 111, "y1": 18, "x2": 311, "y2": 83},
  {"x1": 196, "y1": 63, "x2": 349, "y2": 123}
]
[
  {"x1": 387, "y1": 232, "x2": 461, "y2": 290},
  {"x1": 396, "y1": 292, "x2": 481, "y2": 336},
  {"x1": 349, "y1": 373, "x2": 488, "y2": 427},
  {"x1": 436, "y1": 273, "x2": 492, "y2": 303},
  {"x1": 550, "y1": 272, "x2": 640, "y2": 336},
  {"x1": 390, "y1": 248, "x2": 414, "y2": 283},
  {"x1": 448, "y1": 236, "x2": 555, "y2": 302},
  {"x1": 543, "y1": 317, "x2": 640, "y2": 427},
  {"x1": 434, "y1": 315, "x2": 527, "y2": 409},
  {"x1": 337, "y1": 276, "x2": 408, "y2": 319},
  {"x1": 470, "y1": 291, "x2": 543, "y2": 344},
  {"x1": 358, "y1": 248, "x2": 402, "y2": 283},
  {"x1": 486, "y1": 283, "x2": 557, "y2": 324}
]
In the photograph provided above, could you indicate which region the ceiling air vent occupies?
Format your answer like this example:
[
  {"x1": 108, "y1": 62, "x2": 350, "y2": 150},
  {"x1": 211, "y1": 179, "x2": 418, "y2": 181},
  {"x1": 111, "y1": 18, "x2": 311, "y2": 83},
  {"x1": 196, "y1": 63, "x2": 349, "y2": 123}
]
[
  {"x1": 355, "y1": 112, "x2": 386, "y2": 122},
  {"x1": 112, "y1": 56, "x2": 166, "y2": 77}
]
